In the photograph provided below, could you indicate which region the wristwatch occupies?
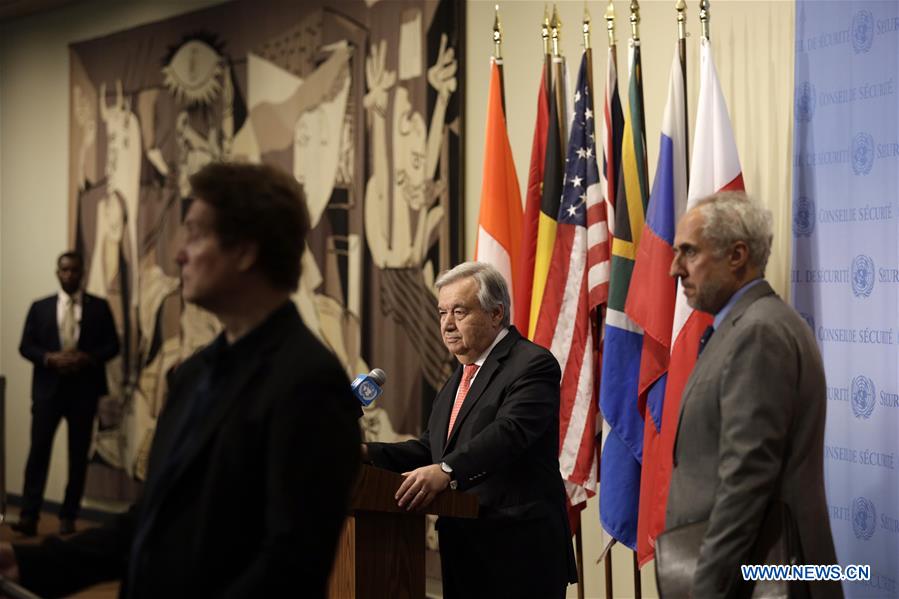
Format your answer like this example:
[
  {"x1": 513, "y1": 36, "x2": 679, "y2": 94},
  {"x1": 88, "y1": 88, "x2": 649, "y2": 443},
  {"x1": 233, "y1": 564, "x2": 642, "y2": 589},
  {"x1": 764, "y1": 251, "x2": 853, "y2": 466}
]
[{"x1": 440, "y1": 462, "x2": 458, "y2": 490}]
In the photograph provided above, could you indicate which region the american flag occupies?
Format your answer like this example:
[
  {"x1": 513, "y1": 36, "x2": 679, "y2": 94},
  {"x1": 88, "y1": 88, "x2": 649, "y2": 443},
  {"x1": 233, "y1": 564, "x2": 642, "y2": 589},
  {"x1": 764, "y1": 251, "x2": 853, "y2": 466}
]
[{"x1": 533, "y1": 53, "x2": 609, "y2": 505}]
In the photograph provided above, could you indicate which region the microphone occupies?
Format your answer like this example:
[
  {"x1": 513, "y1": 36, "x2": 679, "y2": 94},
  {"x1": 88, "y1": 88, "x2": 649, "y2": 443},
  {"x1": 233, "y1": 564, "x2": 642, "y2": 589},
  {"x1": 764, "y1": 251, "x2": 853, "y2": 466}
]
[{"x1": 351, "y1": 368, "x2": 386, "y2": 407}]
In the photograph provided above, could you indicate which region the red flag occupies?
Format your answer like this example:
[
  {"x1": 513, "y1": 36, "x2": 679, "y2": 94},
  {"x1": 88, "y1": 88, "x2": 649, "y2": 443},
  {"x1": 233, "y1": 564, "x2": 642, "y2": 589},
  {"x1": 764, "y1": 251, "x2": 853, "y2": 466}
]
[{"x1": 514, "y1": 67, "x2": 549, "y2": 334}]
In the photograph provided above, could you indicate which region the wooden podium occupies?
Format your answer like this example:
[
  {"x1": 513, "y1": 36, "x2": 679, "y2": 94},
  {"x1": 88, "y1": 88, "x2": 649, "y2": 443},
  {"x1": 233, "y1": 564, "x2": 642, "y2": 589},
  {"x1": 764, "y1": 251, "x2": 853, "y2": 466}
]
[{"x1": 327, "y1": 465, "x2": 478, "y2": 598}]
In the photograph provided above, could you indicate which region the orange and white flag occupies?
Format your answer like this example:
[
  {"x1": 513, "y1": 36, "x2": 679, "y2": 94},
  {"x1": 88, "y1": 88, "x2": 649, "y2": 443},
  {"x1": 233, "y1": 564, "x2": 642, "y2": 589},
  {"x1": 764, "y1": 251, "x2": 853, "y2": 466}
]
[{"x1": 475, "y1": 59, "x2": 522, "y2": 311}]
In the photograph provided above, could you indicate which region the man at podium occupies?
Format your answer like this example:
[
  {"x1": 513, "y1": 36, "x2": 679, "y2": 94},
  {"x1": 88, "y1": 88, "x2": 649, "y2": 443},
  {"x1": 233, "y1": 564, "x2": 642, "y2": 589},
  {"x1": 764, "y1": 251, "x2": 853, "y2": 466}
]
[{"x1": 365, "y1": 262, "x2": 577, "y2": 599}]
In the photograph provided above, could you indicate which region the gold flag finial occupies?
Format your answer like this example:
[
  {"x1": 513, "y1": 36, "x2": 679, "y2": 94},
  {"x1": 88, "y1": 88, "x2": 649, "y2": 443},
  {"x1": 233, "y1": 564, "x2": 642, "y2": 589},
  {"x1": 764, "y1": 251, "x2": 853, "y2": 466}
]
[
  {"x1": 493, "y1": 4, "x2": 503, "y2": 59},
  {"x1": 583, "y1": 4, "x2": 591, "y2": 50},
  {"x1": 699, "y1": 0, "x2": 710, "y2": 40},
  {"x1": 550, "y1": 3, "x2": 562, "y2": 57},
  {"x1": 630, "y1": 0, "x2": 641, "y2": 41},
  {"x1": 676, "y1": 0, "x2": 687, "y2": 40},
  {"x1": 605, "y1": 0, "x2": 616, "y2": 47},
  {"x1": 542, "y1": 4, "x2": 551, "y2": 55}
]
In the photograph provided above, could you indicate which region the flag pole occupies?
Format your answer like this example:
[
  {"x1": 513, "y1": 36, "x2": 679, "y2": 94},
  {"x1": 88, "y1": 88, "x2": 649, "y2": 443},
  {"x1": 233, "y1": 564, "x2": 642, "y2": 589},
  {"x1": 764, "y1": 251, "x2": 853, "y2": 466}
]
[
  {"x1": 599, "y1": 7, "x2": 616, "y2": 597},
  {"x1": 676, "y1": 0, "x2": 689, "y2": 186},
  {"x1": 629, "y1": 0, "x2": 643, "y2": 90},
  {"x1": 583, "y1": 4, "x2": 593, "y2": 89},
  {"x1": 629, "y1": 0, "x2": 641, "y2": 41},
  {"x1": 562, "y1": 15, "x2": 588, "y2": 599},
  {"x1": 493, "y1": 4, "x2": 506, "y2": 117},
  {"x1": 597, "y1": 537, "x2": 616, "y2": 598},
  {"x1": 629, "y1": 0, "x2": 649, "y2": 188},
  {"x1": 605, "y1": 0, "x2": 616, "y2": 47},
  {"x1": 576, "y1": 41, "x2": 595, "y2": 599},
  {"x1": 550, "y1": 4, "x2": 567, "y2": 145},
  {"x1": 542, "y1": 4, "x2": 552, "y2": 109},
  {"x1": 627, "y1": 7, "x2": 646, "y2": 595},
  {"x1": 599, "y1": 7, "x2": 618, "y2": 596},
  {"x1": 700, "y1": 0, "x2": 711, "y2": 41},
  {"x1": 576, "y1": 11, "x2": 593, "y2": 599}
]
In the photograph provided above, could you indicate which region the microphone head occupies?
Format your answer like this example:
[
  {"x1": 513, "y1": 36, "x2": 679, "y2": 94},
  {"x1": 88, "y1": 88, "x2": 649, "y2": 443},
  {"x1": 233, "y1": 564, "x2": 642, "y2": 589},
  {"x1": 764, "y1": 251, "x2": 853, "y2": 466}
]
[{"x1": 369, "y1": 368, "x2": 387, "y2": 386}]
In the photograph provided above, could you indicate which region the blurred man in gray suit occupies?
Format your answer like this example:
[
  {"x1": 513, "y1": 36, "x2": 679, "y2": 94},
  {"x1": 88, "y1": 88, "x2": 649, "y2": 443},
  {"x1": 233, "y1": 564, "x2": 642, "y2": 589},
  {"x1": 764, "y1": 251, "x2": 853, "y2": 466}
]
[{"x1": 665, "y1": 191, "x2": 841, "y2": 599}]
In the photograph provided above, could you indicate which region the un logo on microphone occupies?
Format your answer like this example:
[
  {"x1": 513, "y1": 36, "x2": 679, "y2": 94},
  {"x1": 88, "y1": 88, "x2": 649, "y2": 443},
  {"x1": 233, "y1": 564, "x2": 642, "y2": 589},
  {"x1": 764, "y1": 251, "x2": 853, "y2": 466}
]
[
  {"x1": 851, "y1": 132, "x2": 874, "y2": 176},
  {"x1": 795, "y1": 82, "x2": 816, "y2": 123},
  {"x1": 851, "y1": 10, "x2": 875, "y2": 54},
  {"x1": 852, "y1": 497, "x2": 877, "y2": 540},
  {"x1": 851, "y1": 255, "x2": 875, "y2": 298},
  {"x1": 793, "y1": 196, "x2": 814, "y2": 238},
  {"x1": 850, "y1": 375, "x2": 876, "y2": 419}
]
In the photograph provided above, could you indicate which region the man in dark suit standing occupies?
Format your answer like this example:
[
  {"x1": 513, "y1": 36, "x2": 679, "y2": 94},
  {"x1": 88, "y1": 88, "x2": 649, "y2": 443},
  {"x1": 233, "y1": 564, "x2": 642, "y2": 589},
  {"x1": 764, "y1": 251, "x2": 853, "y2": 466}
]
[
  {"x1": 0, "y1": 162, "x2": 361, "y2": 598},
  {"x1": 365, "y1": 262, "x2": 577, "y2": 599},
  {"x1": 13, "y1": 251, "x2": 119, "y2": 536},
  {"x1": 664, "y1": 191, "x2": 841, "y2": 598}
]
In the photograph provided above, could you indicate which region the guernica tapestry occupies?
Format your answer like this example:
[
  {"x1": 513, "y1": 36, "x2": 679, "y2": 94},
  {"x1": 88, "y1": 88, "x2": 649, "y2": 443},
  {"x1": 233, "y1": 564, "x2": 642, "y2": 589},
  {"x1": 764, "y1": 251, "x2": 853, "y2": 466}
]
[{"x1": 69, "y1": 0, "x2": 464, "y2": 500}]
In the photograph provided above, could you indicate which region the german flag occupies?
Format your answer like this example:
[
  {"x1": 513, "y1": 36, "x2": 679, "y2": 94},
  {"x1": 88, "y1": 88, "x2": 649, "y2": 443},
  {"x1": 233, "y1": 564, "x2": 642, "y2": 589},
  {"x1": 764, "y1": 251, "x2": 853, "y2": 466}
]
[{"x1": 528, "y1": 57, "x2": 567, "y2": 339}]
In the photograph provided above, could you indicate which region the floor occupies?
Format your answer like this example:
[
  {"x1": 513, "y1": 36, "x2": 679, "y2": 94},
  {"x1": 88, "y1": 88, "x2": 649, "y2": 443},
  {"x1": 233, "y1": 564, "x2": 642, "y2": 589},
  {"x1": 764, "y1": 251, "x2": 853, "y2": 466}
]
[
  {"x1": 1, "y1": 507, "x2": 119, "y2": 598},
  {"x1": 2, "y1": 507, "x2": 442, "y2": 598}
]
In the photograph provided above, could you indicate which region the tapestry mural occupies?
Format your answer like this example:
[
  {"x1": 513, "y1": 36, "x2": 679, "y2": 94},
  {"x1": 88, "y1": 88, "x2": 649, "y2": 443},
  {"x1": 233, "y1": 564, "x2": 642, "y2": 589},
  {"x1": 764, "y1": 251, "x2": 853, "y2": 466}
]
[{"x1": 69, "y1": 0, "x2": 464, "y2": 500}]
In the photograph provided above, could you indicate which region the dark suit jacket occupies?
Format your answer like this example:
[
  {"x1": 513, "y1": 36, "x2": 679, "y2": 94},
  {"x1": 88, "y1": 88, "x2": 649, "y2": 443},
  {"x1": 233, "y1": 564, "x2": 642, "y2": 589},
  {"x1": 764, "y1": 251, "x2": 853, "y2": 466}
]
[
  {"x1": 665, "y1": 281, "x2": 841, "y2": 599},
  {"x1": 367, "y1": 327, "x2": 577, "y2": 590},
  {"x1": 14, "y1": 302, "x2": 362, "y2": 599},
  {"x1": 19, "y1": 293, "x2": 119, "y2": 400}
]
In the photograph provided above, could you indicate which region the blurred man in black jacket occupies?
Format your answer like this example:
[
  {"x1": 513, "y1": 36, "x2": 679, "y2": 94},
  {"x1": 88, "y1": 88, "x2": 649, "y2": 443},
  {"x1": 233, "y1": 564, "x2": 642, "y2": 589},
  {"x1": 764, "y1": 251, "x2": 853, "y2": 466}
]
[{"x1": 0, "y1": 163, "x2": 361, "y2": 598}]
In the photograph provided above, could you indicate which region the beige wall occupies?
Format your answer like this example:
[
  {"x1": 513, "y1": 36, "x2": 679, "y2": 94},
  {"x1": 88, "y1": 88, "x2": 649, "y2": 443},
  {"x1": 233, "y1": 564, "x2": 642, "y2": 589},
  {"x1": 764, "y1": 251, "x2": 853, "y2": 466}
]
[{"x1": 0, "y1": 1, "x2": 794, "y2": 597}]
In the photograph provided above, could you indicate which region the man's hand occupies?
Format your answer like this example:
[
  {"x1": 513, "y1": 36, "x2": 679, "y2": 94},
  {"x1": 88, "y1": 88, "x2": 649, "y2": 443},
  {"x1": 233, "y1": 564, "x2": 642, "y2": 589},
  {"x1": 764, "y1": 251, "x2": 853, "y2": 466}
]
[
  {"x1": 46, "y1": 351, "x2": 75, "y2": 371},
  {"x1": 0, "y1": 543, "x2": 20, "y2": 583},
  {"x1": 395, "y1": 464, "x2": 449, "y2": 511},
  {"x1": 69, "y1": 351, "x2": 92, "y2": 369},
  {"x1": 46, "y1": 351, "x2": 90, "y2": 374}
]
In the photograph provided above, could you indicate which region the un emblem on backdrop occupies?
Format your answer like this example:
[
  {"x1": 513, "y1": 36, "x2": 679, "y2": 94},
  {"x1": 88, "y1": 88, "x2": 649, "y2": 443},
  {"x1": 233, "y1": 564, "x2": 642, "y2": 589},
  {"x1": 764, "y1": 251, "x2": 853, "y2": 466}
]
[
  {"x1": 851, "y1": 132, "x2": 875, "y2": 175},
  {"x1": 852, "y1": 497, "x2": 877, "y2": 540},
  {"x1": 851, "y1": 10, "x2": 875, "y2": 54},
  {"x1": 795, "y1": 82, "x2": 816, "y2": 123},
  {"x1": 793, "y1": 196, "x2": 815, "y2": 237},
  {"x1": 851, "y1": 254, "x2": 875, "y2": 298},
  {"x1": 851, "y1": 375, "x2": 876, "y2": 419}
]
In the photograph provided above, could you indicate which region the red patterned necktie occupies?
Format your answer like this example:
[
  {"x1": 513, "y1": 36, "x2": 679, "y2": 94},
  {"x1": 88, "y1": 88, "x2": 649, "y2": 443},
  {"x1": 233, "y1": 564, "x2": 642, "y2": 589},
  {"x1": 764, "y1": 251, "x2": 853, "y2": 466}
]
[{"x1": 447, "y1": 364, "x2": 479, "y2": 439}]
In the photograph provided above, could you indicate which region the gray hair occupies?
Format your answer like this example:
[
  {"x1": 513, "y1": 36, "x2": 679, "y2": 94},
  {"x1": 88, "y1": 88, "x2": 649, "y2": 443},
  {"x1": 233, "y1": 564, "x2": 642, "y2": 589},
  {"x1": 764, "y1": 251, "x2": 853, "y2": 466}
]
[
  {"x1": 694, "y1": 191, "x2": 773, "y2": 273},
  {"x1": 435, "y1": 261, "x2": 511, "y2": 327}
]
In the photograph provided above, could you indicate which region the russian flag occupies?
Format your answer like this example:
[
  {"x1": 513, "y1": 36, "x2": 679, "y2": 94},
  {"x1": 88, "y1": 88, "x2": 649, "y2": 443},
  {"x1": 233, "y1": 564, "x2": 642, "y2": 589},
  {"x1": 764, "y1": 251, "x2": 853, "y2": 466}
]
[
  {"x1": 638, "y1": 36, "x2": 745, "y2": 564},
  {"x1": 625, "y1": 46, "x2": 688, "y2": 566}
]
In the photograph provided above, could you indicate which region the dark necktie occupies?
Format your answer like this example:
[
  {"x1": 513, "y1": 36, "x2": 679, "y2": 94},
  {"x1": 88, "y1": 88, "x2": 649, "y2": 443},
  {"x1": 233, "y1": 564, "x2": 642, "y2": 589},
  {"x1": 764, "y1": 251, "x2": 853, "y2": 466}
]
[{"x1": 698, "y1": 325, "x2": 715, "y2": 357}]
